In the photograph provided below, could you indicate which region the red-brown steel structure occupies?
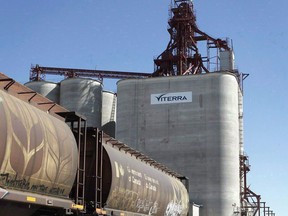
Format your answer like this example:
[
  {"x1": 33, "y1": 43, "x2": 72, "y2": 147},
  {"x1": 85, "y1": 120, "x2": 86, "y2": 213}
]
[
  {"x1": 240, "y1": 155, "x2": 275, "y2": 216},
  {"x1": 30, "y1": 64, "x2": 151, "y2": 82},
  {"x1": 153, "y1": 0, "x2": 230, "y2": 76},
  {"x1": 30, "y1": 1, "x2": 232, "y2": 81}
]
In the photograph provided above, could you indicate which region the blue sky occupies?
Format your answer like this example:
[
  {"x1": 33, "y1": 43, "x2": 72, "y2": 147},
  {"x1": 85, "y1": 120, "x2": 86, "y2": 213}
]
[{"x1": 1, "y1": 0, "x2": 287, "y2": 215}]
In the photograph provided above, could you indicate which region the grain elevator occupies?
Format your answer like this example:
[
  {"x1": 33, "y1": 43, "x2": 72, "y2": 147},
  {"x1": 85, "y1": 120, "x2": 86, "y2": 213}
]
[
  {"x1": 116, "y1": 73, "x2": 241, "y2": 216},
  {"x1": 21, "y1": 0, "x2": 274, "y2": 215},
  {"x1": 116, "y1": 1, "x2": 241, "y2": 215}
]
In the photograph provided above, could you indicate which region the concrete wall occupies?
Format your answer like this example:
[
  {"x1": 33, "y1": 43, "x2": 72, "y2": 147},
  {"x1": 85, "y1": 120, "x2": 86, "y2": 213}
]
[
  {"x1": 116, "y1": 72, "x2": 241, "y2": 216},
  {"x1": 102, "y1": 90, "x2": 117, "y2": 137},
  {"x1": 25, "y1": 81, "x2": 60, "y2": 104},
  {"x1": 60, "y1": 78, "x2": 103, "y2": 128}
]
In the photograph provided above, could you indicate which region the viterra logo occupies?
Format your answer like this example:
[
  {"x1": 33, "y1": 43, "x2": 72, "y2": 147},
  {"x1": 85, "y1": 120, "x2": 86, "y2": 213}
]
[
  {"x1": 151, "y1": 92, "x2": 192, "y2": 105},
  {"x1": 155, "y1": 94, "x2": 187, "y2": 102}
]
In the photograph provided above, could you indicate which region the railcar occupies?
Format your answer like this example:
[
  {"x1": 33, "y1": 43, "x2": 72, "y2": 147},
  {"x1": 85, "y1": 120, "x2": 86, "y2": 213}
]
[{"x1": 0, "y1": 85, "x2": 189, "y2": 216}]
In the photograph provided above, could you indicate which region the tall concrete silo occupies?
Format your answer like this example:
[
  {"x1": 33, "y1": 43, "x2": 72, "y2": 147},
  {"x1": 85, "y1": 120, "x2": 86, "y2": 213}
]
[
  {"x1": 101, "y1": 90, "x2": 117, "y2": 137},
  {"x1": 116, "y1": 72, "x2": 242, "y2": 216},
  {"x1": 25, "y1": 81, "x2": 60, "y2": 104},
  {"x1": 60, "y1": 78, "x2": 103, "y2": 128}
]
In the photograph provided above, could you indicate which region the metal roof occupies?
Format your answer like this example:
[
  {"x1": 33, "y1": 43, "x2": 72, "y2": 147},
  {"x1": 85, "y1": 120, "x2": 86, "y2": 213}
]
[{"x1": 0, "y1": 72, "x2": 68, "y2": 116}]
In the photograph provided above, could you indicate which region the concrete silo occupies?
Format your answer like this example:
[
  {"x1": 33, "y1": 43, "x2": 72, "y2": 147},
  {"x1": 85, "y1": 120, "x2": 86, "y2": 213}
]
[
  {"x1": 25, "y1": 81, "x2": 60, "y2": 104},
  {"x1": 116, "y1": 72, "x2": 242, "y2": 216},
  {"x1": 101, "y1": 90, "x2": 117, "y2": 137},
  {"x1": 60, "y1": 78, "x2": 103, "y2": 128}
]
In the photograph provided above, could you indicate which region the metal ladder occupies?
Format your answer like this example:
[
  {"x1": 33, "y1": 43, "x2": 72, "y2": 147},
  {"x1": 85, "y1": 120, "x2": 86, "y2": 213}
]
[
  {"x1": 95, "y1": 129, "x2": 103, "y2": 209},
  {"x1": 75, "y1": 118, "x2": 87, "y2": 207},
  {"x1": 110, "y1": 94, "x2": 116, "y2": 122},
  {"x1": 56, "y1": 112, "x2": 87, "y2": 211}
]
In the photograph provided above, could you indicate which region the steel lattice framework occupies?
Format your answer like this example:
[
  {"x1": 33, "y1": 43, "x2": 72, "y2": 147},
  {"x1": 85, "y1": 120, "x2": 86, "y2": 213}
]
[
  {"x1": 153, "y1": 0, "x2": 230, "y2": 76},
  {"x1": 30, "y1": 0, "x2": 231, "y2": 81},
  {"x1": 29, "y1": 65, "x2": 151, "y2": 81}
]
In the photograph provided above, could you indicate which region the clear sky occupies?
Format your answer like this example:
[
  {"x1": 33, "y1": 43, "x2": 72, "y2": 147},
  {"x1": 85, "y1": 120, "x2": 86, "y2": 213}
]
[{"x1": 1, "y1": 0, "x2": 287, "y2": 215}]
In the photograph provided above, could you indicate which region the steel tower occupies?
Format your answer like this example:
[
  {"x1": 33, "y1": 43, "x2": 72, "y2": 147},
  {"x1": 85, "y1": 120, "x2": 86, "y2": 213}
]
[{"x1": 153, "y1": 0, "x2": 230, "y2": 76}]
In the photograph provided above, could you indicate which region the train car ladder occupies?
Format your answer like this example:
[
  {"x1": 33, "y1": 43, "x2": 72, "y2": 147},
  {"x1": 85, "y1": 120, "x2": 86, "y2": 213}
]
[
  {"x1": 95, "y1": 129, "x2": 104, "y2": 209},
  {"x1": 76, "y1": 118, "x2": 87, "y2": 207},
  {"x1": 55, "y1": 112, "x2": 87, "y2": 211}
]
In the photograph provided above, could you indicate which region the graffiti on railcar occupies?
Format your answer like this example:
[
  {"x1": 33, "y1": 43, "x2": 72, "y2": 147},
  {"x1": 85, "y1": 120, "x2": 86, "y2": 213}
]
[{"x1": 0, "y1": 172, "x2": 66, "y2": 195}]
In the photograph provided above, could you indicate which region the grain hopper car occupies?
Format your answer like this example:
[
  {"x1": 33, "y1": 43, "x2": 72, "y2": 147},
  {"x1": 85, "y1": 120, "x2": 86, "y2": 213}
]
[{"x1": 0, "y1": 73, "x2": 189, "y2": 216}]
